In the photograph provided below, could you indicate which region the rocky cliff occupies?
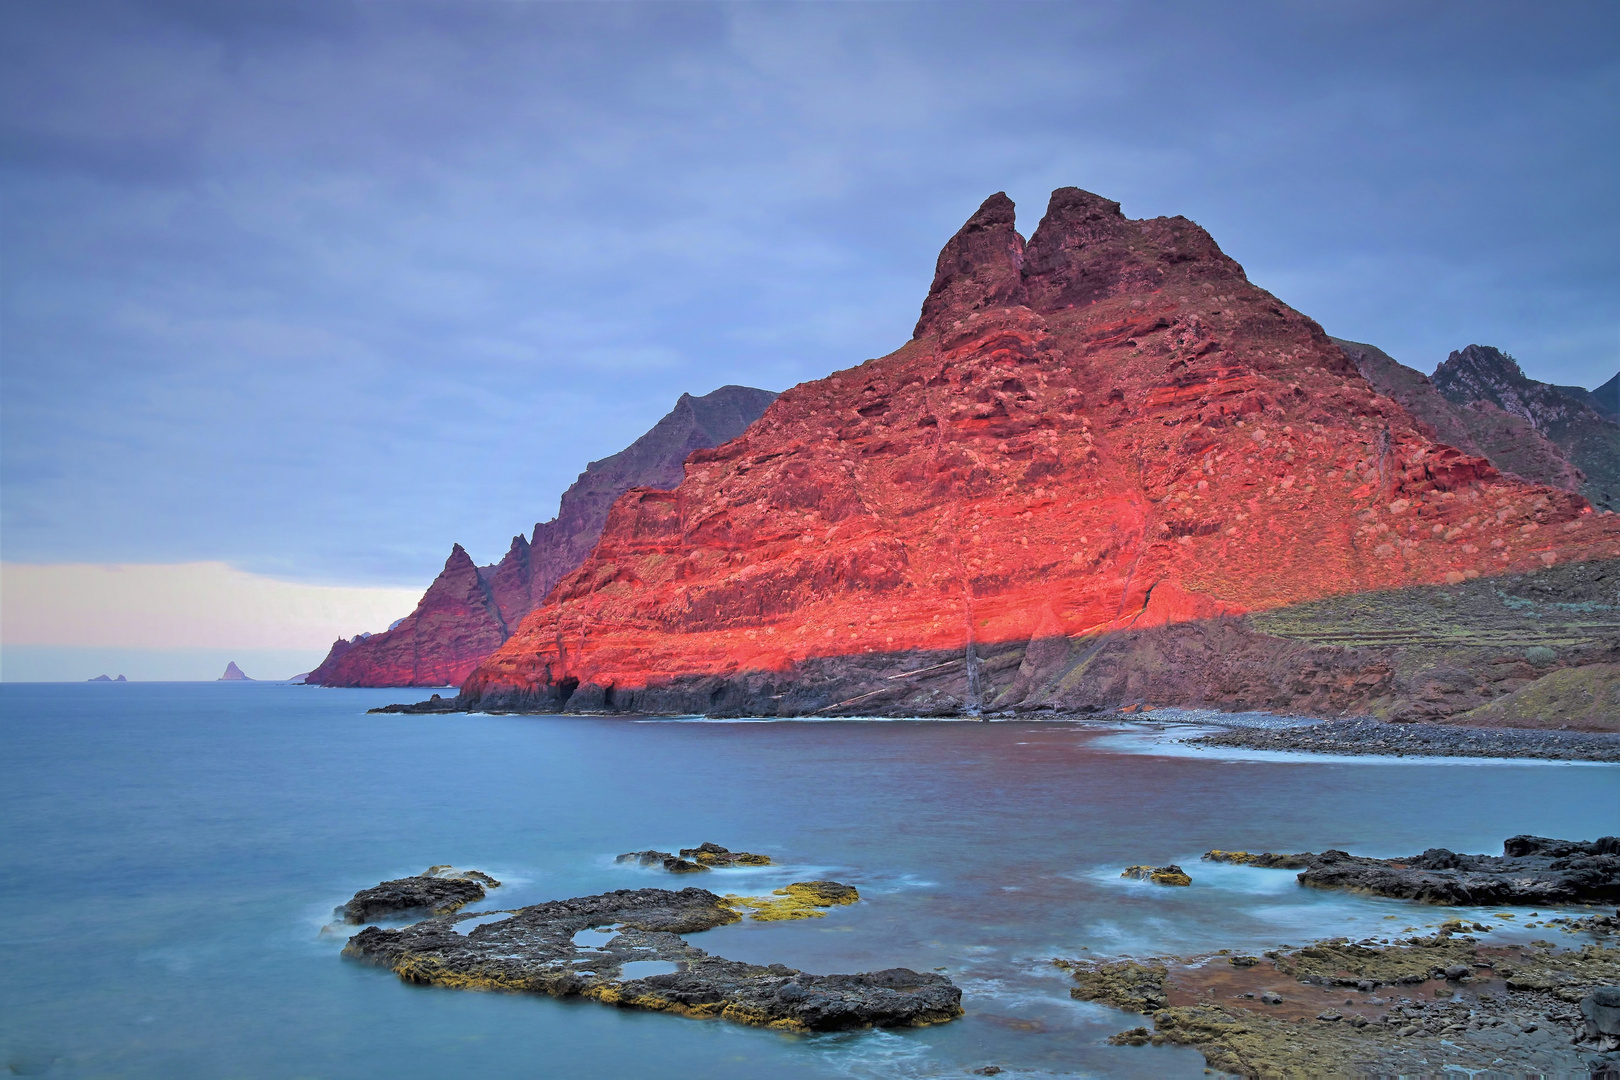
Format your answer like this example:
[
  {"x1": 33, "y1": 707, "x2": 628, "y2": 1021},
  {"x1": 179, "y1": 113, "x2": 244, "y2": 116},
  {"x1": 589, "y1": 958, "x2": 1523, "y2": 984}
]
[
  {"x1": 305, "y1": 386, "x2": 778, "y2": 687},
  {"x1": 447, "y1": 188, "x2": 1620, "y2": 720},
  {"x1": 1333, "y1": 338, "x2": 1586, "y2": 495},
  {"x1": 1430, "y1": 345, "x2": 1619, "y2": 513}
]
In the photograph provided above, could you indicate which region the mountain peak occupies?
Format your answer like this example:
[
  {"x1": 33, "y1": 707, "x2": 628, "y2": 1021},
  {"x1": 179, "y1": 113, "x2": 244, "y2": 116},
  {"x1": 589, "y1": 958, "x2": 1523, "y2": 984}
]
[{"x1": 913, "y1": 192, "x2": 1027, "y2": 339}]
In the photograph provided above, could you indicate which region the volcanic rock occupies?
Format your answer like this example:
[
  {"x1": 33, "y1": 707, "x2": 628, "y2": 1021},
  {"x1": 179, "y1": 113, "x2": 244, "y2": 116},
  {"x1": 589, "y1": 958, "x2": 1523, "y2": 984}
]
[
  {"x1": 1334, "y1": 338, "x2": 1586, "y2": 494},
  {"x1": 340, "y1": 866, "x2": 500, "y2": 924},
  {"x1": 342, "y1": 885, "x2": 960, "y2": 1031},
  {"x1": 1432, "y1": 345, "x2": 1620, "y2": 512},
  {"x1": 1122, "y1": 864, "x2": 1192, "y2": 886},
  {"x1": 423, "y1": 187, "x2": 1620, "y2": 720},
  {"x1": 218, "y1": 661, "x2": 252, "y2": 681},
  {"x1": 306, "y1": 386, "x2": 777, "y2": 687},
  {"x1": 1202, "y1": 836, "x2": 1620, "y2": 905}
]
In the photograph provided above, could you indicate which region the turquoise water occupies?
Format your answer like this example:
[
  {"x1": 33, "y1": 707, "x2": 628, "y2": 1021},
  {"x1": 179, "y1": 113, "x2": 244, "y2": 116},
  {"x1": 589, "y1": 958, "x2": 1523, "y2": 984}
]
[{"x1": 2, "y1": 683, "x2": 1615, "y2": 1078}]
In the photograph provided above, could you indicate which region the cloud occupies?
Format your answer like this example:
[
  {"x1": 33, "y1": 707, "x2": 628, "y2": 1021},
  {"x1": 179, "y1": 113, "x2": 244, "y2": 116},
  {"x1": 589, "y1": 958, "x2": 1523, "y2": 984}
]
[
  {"x1": 2, "y1": 0, "x2": 1615, "y2": 592},
  {"x1": 0, "y1": 562, "x2": 418, "y2": 649}
]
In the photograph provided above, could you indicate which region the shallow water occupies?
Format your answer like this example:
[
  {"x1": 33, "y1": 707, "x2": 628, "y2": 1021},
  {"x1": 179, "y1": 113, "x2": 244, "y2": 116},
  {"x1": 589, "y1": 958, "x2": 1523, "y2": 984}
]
[{"x1": 2, "y1": 683, "x2": 1615, "y2": 1078}]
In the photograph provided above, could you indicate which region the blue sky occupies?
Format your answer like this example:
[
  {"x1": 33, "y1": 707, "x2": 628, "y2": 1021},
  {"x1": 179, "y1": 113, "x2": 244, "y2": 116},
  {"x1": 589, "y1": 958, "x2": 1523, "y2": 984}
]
[{"x1": 4, "y1": 0, "x2": 1618, "y2": 591}]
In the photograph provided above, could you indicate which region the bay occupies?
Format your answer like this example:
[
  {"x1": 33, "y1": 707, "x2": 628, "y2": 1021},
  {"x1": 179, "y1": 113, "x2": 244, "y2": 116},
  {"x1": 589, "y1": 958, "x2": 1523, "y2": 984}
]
[{"x1": 2, "y1": 683, "x2": 1614, "y2": 1078}]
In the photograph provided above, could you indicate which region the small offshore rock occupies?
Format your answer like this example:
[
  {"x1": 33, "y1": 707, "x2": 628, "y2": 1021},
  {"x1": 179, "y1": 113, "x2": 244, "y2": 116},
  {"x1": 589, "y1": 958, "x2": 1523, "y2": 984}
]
[
  {"x1": 618, "y1": 842, "x2": 771, "y2": 870},
  {"x1": 1122, "y1": 864, "x2": 1193, "y2": 887},
  {"x1": 1203, "y1": 835, "x2": 1620, "y2": 905},
  {"x1": 340, "y1": 868, "x2": 497, "y2": 924},
  {"x1": 677, "y1": 842, "x2": 772, "y2": 867}
]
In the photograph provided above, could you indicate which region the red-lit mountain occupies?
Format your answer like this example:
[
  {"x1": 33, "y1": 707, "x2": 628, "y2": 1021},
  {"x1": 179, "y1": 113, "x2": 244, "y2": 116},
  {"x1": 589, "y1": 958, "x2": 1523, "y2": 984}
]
[
  {"x1": 305, "y1": 386, "x2": 777, "y2": 687},
  {"x1": 436, "y1": 189, "x2": 1618, "y2": 721}
]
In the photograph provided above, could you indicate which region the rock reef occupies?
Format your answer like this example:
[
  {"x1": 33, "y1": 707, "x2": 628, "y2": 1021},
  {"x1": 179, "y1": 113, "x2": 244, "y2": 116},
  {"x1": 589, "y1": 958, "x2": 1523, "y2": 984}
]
[
  {"x1": 342, "y1": 885, "x2": 960, "y2": 1031},
  {"x1": 1203, "y1": 835, "x2": 1620, "y2": 906},
  {"x1": 1061, "y1": 931, "x2": 1620, "y2": 1075},
  {"x1": 1122, "y1": 864, "x2": 1192, "y2": 887},
  {"x1": 339, "y1": 866, "x2": 501, "y2": 924},
  {"x1": 614, "y1": 842, "x2": 772, "y2": 871}
]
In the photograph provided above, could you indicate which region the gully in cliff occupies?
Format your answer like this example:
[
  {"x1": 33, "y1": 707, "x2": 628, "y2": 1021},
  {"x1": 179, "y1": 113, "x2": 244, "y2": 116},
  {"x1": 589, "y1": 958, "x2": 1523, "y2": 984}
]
[{"x1": 376, "y1": 185, "x2": 1620, "y2": 726}]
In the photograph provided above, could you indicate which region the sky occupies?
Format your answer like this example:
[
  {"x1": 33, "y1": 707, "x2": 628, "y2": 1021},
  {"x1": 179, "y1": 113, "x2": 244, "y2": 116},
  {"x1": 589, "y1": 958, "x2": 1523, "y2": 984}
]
[{"x1": 2, "y1": 1, "x2": 1617, "y2": 677}]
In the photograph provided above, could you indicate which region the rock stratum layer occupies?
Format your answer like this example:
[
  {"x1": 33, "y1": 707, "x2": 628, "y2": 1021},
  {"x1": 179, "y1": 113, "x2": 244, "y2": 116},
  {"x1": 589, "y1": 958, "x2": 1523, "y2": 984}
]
[
  {"x1": 438, "y1": 187, "x2": 1620, "y2": 718},
  {"x1": 307, "y1": 386, "x2": 777, "y2": 687}
]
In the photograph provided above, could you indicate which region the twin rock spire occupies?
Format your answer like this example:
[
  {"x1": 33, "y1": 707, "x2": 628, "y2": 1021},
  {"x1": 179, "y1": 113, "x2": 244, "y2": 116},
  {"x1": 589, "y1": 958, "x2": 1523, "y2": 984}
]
[{"x1": 913, "y1": 187, "x2": 1242, "y2": 339}]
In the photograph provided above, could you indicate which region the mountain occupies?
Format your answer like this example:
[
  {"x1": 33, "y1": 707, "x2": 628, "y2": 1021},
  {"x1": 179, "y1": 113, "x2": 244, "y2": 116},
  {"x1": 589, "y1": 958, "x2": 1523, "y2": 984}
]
[
  {"x1": 1333, "y1": 338, "x2": 1585, "y2": 494},
  {"x1": 219, "y1": 662, "x2": 252, "y2": 681},
  {"x1": 1583, "y1": 373, "x2": 1619, "y2": 421},
  {"x1": 88, "y1": 674, "x2": 128, "y2": 682},
  {"x1": 304, "y1": 385, "x2": 779, "y2": 687},
  {"x1": 1428, "y1": 345, "x2": 1619, "y2": 513},
  {"x1": 442, "y1": 188, "x2": 1619, "y2": 722}
]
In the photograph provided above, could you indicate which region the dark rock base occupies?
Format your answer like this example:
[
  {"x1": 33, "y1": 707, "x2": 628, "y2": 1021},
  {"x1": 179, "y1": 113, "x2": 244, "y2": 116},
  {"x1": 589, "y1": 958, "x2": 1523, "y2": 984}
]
[{"x1": 343, "y1": 886, "x2": 961, "y2": 1032}]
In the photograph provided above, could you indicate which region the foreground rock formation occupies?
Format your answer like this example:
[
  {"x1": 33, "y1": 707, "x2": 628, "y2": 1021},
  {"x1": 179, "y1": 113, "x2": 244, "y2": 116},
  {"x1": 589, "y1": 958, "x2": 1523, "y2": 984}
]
[
  {"x1": 339, "y1": 866, "x2": 502, "y2": 924},
  {"x1": 417, "y1": 187, "x2": 1620, "y2": 720},
  {"x1": 306, "y1": 386, "x2": 777, "y2": 687},
  {"x1": 1203, "y1": 835, "x2": 1620, "y2": 906},
  {"x1": 342, "y1": 885, "x2": 960, "y2": 1031},
  {"x1": 1060, "y1": 932, "x2": 1620, "y2": 1076}
]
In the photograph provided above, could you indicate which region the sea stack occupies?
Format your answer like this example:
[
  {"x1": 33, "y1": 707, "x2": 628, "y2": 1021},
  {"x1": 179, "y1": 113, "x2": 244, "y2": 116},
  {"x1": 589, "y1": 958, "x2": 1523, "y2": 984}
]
[{"x1": 219, "y1": 662, "x2": 252, "y2": 681}]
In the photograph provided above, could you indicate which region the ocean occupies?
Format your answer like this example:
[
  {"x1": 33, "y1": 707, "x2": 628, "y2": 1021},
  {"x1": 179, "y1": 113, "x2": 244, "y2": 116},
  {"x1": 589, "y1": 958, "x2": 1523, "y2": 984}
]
[{"x1": 2, "y1": 682, "x2": 1614, "y2": 1078}]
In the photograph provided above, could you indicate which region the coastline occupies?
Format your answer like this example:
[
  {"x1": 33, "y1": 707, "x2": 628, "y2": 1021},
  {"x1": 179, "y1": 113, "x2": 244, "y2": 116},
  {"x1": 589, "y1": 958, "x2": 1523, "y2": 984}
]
[{"x1": 1177, "y1": 715, "x2": 1620, "y2": 764}]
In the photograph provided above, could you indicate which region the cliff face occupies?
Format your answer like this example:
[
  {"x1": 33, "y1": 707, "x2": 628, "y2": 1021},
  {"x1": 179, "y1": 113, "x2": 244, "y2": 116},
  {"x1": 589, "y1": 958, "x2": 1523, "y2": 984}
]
[
  {"x1": 305, "y1": 386, "x2": 778, "y2": 687},
  {"x1": 1432, "y1": 344, "x2": 1619, "y2": 512},
  {"x1": 457, "y1": 188, "x2": 1620, "y2": 717},
  {"x1": 1334, "y1": 338, "x2": 1585, "y2": 495}
]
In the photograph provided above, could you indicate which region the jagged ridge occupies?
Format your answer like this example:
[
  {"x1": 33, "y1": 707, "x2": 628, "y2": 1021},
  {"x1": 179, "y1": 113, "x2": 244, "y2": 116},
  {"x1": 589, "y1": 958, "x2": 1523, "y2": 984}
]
[{"x1": 438, "y1": 188, "x2": 1620, "y2": 717}]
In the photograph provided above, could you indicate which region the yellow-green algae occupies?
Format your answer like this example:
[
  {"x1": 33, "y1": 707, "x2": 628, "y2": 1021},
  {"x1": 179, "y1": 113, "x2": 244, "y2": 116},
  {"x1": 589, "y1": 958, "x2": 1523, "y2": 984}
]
[
  {"x1": 1121, "y1": 864, "x2": 1193, "y2": 887},
  {"x1": 723, "y1": 881, "x2": 860, "y2": 921}
]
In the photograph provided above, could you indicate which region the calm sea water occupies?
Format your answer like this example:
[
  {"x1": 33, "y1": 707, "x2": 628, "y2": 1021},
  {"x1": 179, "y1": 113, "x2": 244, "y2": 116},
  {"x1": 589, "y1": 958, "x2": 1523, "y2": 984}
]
[{"x1": 3, "y1": 683, "x2": 1615, "y2": 1078}]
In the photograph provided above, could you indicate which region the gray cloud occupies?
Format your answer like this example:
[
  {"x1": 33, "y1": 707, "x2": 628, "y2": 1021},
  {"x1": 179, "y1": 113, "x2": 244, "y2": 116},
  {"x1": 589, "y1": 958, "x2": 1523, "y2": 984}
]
[{"x1": 3, "y1": 0, "x2": 1616, "y2": 584}]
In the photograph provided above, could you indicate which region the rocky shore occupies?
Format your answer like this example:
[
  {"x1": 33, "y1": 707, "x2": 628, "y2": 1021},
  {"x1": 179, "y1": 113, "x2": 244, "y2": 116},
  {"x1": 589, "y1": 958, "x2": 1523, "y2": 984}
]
[
  {"x1": 1203, "y1": 835, "x2": 1620, "y2": 906},
  {"x1": 339, "y1": 866, "x2": 501, "y2": 924},
  {"x1": 1186, "y1": 715, "x2": 1620, "y2": 762},
  {"x1": 341, "y1": 882, "x2": 960, "y2": 1031},
  {"x1": 1060, "y1": 930, "x2": 1620, "y2": 1075}
]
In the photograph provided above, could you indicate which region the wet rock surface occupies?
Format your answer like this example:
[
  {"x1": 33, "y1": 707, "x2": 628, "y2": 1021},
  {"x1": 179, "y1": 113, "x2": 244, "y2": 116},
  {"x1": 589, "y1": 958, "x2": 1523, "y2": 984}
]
[
  {"x1": 724, "y1": 881, "x2": 861, "y2": 921},
  {"x1": 1189, "y1": 715, "x2": 1620, "y2": 760},
  {"x1": 1203, "y1": 835, "x2": 1620, "y2": 906},
  {"x1": 613, "y1": 842, "x2": 772, "y2": 872},
  {"x1": 1121, "y1": 864, "x2": 1192, "y2": 886},
  {"x1": 342, "y1": 885, "x2": 960, "y2": 1031},
  {"x1": 340, "y1": 866, "x2": 501, "y2": 924},
  {"x1": 1061, "y1": 931, "x2": 1620, "y2": 1076}
]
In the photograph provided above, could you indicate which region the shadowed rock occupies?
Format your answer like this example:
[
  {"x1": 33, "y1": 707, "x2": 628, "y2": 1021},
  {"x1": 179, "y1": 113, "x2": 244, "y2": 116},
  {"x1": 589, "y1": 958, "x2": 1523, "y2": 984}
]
[
  {"x1": 340, "y1": 867, "x2": 501, "y2": 924},
  {"x1": 1204, "y1": 836, "x2": 1620, "y2": 905}
]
